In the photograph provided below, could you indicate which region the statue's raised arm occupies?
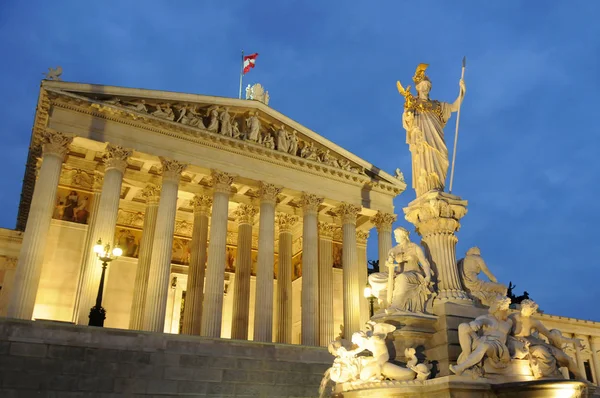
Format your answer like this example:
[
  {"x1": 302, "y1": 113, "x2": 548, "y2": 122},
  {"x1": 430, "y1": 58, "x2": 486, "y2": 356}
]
[{"x1": 397, "y1": 63, "x2": 466, "y2": 197}]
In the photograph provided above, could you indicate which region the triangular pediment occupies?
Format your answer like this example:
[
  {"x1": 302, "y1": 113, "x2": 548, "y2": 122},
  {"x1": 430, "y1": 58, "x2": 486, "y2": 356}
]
[{"x1": 42, "y1": 81, "x2": 405, "y2": 188}]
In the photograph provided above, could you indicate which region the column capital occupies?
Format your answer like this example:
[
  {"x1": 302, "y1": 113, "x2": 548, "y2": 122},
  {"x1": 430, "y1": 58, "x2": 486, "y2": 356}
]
[
  {"x1": 403, "y1": 191, "x2": 467, "y2": 237},
  {"x1": 277, "y1": 213, "x2": 298, "y2": 233},
  {"x1": 372, "y1": 211, "x2": 396, "y2": 232},
  {"x1": 234, "y1": 204, "x2": 258, "y2": 225},
  {"x1": 190, "y1": 194, "x2": 212, "y2": 215},
  {"x1": 142, "y1": 184, "x2": 161, "y2": 205},
  {"x1": 335, "y1": 203, "x2": 361, "y2": 225},
  {"x1": 40, "y1": 130, "x2": 73, "y2": 160},
  {"x1": 258, "y1": 182, "x2": 282, "y2": 205},
  {"x1": 210, "y1": 169, "x2": 235, "y2": 194},
  {"x1": 317, "y1": 222, "x2": 336, "y2": 239},
  {"x1": 92, "y1": 171, "x2": 104, "y2": 192},
  {"x1": 356, "y1": 230, "x2": 370, "y2": 246},
  {"x1": 300, "y1": 192, "x2": 324, "y2": 215},
  {"x1": 160, "y1": 157, "x2": 187, "y2": 183},
  {"x1": 104, "y1": 144, "x2": 132, "y2": 173}
]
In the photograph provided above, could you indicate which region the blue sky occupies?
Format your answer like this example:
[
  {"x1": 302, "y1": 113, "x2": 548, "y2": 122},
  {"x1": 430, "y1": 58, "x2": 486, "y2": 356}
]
[{"x1": 1, "y1": 1, "x2": 599, "y2": 320}]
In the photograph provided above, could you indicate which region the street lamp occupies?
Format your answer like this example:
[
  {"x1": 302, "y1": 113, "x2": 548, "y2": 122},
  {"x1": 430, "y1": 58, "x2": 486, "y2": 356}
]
[
  {"x1": 364, "y1": 282, "x2": 376, "y2": 318},
  {"x1": 88, "y1": 239, "x2": 122, "y2": 327}
]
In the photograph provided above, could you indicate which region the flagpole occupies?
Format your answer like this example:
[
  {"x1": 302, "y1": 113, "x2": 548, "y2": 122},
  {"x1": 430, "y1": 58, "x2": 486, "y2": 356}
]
[
  {"x1": 448, "y1": 56, "x2": 466, "y2": 194},
  {"x1": 238, "y1": 50, "x2": 244, "y2": 99}
]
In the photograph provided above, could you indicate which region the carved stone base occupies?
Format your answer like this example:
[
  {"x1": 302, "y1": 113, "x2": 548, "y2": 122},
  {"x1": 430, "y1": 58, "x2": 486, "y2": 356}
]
[{"x1": 404, "y1": 191, "x2": 471, "y2": 304}]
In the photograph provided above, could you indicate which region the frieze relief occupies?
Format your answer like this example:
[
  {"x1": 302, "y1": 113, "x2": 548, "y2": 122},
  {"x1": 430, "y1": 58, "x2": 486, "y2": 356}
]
[
  {"x1": 59, "y1": 167, "x2": 94, "y2": 190},
  {"x1": 84, "y1": 95, "x2": 366, "y2": 174},
  {"x1": 0, "y1": 256, "x2": 18, "y2": 270}
]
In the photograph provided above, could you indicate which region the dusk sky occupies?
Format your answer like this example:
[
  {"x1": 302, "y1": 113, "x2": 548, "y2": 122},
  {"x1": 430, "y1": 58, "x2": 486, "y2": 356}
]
[{"x1": 1, "y1": 1, "x2": 598, "y2": 320}]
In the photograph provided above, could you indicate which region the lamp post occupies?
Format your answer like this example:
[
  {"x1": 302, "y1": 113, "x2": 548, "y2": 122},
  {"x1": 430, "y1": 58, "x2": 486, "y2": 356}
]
[
  {"x1": 363, "y1": 282, "x2": 376, "y2": 319},
  {"x1": 88, "y1": 239, "x2": 122, "y2": 327}
]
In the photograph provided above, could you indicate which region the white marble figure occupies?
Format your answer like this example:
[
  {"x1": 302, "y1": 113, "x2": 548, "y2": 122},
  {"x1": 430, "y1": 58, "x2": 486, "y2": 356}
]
[
  {"x1": 245, "y1": 112, "x2": 261, "y2": 142},
  {"x1": 219, "y1": 108, "x2": 233, "y2": 137},
  {"x1": 274, "y1": 124, "x2": 289, "y2": 152},
  {"x1": 319, "y1": 322, "x2": 430, "y2": 397},
  {"x1": 125, "y1": 99, "x2": 147, "y2": 113},
  {"x1": 458, "y1": 247, "x2": 507, "y2": 306},
  {"x1": 262, "y1": 133, "x2": 275, "y2": 149},
  {"x1": 232, "y1": 120, "x2": 242, "y2": 139},
  {"x1": 151, "y1": 103, "x2": 175, "y2": 121},
  {"x1": 509, "y1": 299, "x2": 586, "y2": 380},
  {"x1": 287, "y1": 130, "x2": 299, "y2": 155},
  {"x1": 44, "y1": 66, "x2": 62, "y2": 80},
  {"x1": 368, "y1": 227, "x2": 433, "y2": 313},
  {"x1": 206, "y1": 108, "x2": 219, "y2": 133},
  {"x1": 450, "y1": 295, "x2": 513, "y2": 377},
  {"x1": 397, "y1": 64, "x2": 465, "y2": 197},
  {"x1": 300, "y1": 142, "x2": 319, "y2": 161},
  {"x1": 186, "y1": 105, "x2": 205, "y2": 128},
  {"x1": 245, "y1": 83, "x2": 270, "y2": 105}
]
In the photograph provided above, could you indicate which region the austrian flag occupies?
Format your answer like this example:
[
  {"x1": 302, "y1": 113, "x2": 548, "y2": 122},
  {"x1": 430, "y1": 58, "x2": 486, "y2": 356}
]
[{"x1": 243, "y1": 53, "x2": 258, "y2": 74}]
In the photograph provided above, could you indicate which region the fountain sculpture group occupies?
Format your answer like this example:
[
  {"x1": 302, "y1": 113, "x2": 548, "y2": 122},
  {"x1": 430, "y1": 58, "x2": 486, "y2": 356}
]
[{"x1": 320, "y1": 64, "x2": 592, "y2": 397}]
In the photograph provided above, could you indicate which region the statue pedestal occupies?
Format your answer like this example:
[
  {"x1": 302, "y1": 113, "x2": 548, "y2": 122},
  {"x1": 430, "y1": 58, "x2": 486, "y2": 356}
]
[
  {"x1": 404, "y1": 191, "x2": 471, "y2": 304},
  {"x1": 372, "y1": 311, "x2": 437, "y2": 363}
]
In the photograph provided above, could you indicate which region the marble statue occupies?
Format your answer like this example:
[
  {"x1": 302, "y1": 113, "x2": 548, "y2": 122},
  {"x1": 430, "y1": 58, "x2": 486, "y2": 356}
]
[
  {"x1": 458, "y1": 247, "x2": 507, "y2": 306},
  {"x1": 245, "y1": 112, "x2": 260, "y2": 142},
  {"x1": 300, "y1": 142, "x2": 319, "y2": 161},
  {"x1": 319, "y1": 321, "x2": 430, "y2": 397},
  {"x1": 245, "y1": 83, "x2": 270, "y2": 105},
  {"x1": 186, "y1": 105, "x2": 205, "y2": 128},
  {"x1": 262, "y1": 133, "x2": 275, "y2": 149},
  {"x1": 232, "y1": 120, "x2": 242, "y2": 139},
  {"x1": 368, "y1": 227, "x2": 434, "y2": 314},
  {"x1": 450, "y1": 295, "x2": 513, "y2": 377},
  {"x1": 43, "y1": 66, "x2": 62, "y2": 80},
  {"x1": 206, "y1": 108, "x2": 219, "y2": 133},
  {"x1": 397, "y1": 64, "x2": 466, "y2": 197},
  {"x1": 287, "y1": 130, "x2": 299, "y2": 155},
  {"x1": 151, "y1": 103, "x2": 175, "y2": 121},
  {"x1": 219, "y1": 108, "x2": 233, "y2": 137},
  {"x1": 274, "y1": 124, "x2": 289, "y2": 152},
  {"x1": 509, "y1": 299, "x2": 586, "y2": 380},
  {"x1": 125, "y1": 99, "x2": 147, "y2": 113}
]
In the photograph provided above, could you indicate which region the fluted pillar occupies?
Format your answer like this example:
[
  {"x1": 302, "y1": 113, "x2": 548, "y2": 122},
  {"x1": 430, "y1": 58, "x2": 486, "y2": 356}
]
[
  {"x1": 300, "y1": 193, "x2": 323, "y2": 346},
  {"x1": 128, "y1": 185, "x2": 161, "y2": 330},
  {"x1": 574, "y1": 334, "x2": 589, "y2": 381},
  {"x1": 276, "y1": 214, "x2": 298, "y2": 344},
  {"x1": 8, "y1": 131, "x2": 73, "y2": 319},
  {"x1": 142, "y1": 158, "x2": 187, "y2": 332},
  {"x1": 590, "y1": 337, "x2": 600, "y2": 384},
  {"x1": 403, "y1": 191, "x2": 470, "y2": 303},
  {"x1": 335, "y1": 203, "x2": 362, "y2": 338},
  {"x1": 372, "y1": 211, "x2": 396, "y2": 266},
  {"x1": 76, "y1": 144, "x2": 132, "y2": 324},
  {"x1": 201, "y1": 170, "x2": 234, "y2": 337},
  {"x1": 356, "y1": 230, "x2": 370, "y2": 325},
  {"x1": 72, "y1": 171, "x2": 103, "y2": 323},
  {"x1": 318, "y1": 222, "x2": 335, "y2": 346},
  {"x1": 181, "y1": 195, "x2": 212, "y2": 335},
  {"x1": 253, "y1": 182, "x2": 281, "y2": 342},
  {"x1": 230, "y1": 204, "x2": 257, "y2": 340}
]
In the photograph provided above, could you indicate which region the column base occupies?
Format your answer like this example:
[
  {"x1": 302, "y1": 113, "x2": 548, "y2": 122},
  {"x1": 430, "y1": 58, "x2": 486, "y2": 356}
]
[{"x1": 436, "y1": 289, "x2": 472, "y2": 304}]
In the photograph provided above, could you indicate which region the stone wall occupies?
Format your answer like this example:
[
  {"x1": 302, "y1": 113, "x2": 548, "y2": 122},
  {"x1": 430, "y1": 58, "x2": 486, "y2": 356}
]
[{"x1": 0, "y1": 318, "x2": 331, "y2": 397}]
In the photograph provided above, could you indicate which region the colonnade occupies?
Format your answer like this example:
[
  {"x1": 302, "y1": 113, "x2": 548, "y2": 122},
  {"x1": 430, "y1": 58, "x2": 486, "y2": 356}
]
[{"x1": 6, "y1": 133, "x2": 397, "y2": 347}]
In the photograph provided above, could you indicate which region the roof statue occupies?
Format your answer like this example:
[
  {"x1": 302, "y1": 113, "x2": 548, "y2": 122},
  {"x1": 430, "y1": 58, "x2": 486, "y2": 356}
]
[
  {"x1": 396, "y1": 63, "x2": 465, "y2": 197},
  {"x1": 245, "y1": 83, "x2": 270, "y2": 105},
  {"x1": 43, "y1": 66, "x2": 63, "y2": 81}
]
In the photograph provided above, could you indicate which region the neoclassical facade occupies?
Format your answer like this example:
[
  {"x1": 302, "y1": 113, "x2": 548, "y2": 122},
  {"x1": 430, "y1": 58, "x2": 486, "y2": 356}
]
[{"x1": 0, "y1": 80, "x2": 404, "y2": 347}]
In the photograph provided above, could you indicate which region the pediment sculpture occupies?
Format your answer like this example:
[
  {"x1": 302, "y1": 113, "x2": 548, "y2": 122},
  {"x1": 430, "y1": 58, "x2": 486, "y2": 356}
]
[
  {"x1": 367, "y1": 227, "x2": 434, "y2": 314},
  {"x1": 245, "y1": 83, "x2": 270, "y2": 105},
  {"x1": 319, "y1": 321, "x2": 431, "y2": 397}
]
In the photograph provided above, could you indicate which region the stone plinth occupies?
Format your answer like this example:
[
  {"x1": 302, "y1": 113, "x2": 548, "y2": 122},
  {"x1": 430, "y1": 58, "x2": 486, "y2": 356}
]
[
  {"x1": 404, "y1": 191, "x2": 470, "y2": 304},
  {"x1": 372, "y1": 312, "x2": 437, "y2": 363}
]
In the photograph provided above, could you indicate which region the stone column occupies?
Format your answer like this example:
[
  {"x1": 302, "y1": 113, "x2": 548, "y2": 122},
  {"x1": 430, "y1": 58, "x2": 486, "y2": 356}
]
[
  {"x1": 142, "y1": 158, "x2": 187, "y2": 332},
  {"x1": 574, "y1": 334, "x2": 589, "y2": 381},
  {"x1": 403, "y1": 191, "x2": 470, "y2": 303},
  {"x1": 7, "y1": 131, "x2": 73, "y2": 320},
  {"x1": 230, "y1": 204, "x2": 257, "y2": 340},
  {"x1": 253, "y1": 182, "x2": 281, "y2": 342},
  {"x1": 588, "y1": 337, "x2": 600, "y2": 384},
  {"x1": 76, "y1": 144, "x2": 132, "y2": 324},
  {"x1": 317, "y1": 222, "x2": 335, "y2": 346},
  {"x1": 275, "y1": 214, "x2": 298, "y2": 344},
  {"x1": 300, "y1": 193, "x2": 323, "y2": 346},
  {"x1": 181, "y1": 195, "x2": 212, "y2": 335},
  {"x1": 372, "y1": 211, "x2": 396, "y2": 266},
  {"x1": 201, "y1": 170, "x2": 234, "y2": 338},
  {"x1": 335, "y1": 203, "x2": 362, "y2": 339},
  {"x1": 128, "y1": 184, "x2": 160, "y2": 330},
  {"x1": 356, "y1": 230, "x2": 370, "y2": 324},
  {"x1": 72, "y1": 171, "x2": 103, "y2": 323}
]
